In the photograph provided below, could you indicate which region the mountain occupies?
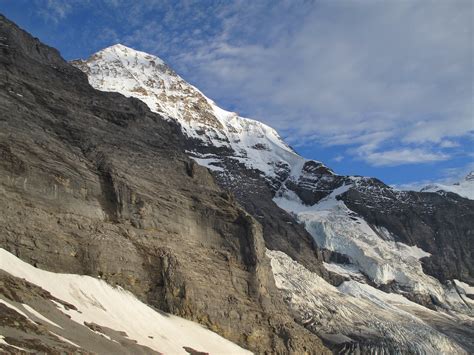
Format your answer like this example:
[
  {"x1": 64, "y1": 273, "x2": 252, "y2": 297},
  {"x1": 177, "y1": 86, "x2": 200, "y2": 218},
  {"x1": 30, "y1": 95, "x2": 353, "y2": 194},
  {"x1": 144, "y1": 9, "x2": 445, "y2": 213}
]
[
  {"x1": 73, "y1": 43, "x2": 474, "y2": 287},
  {"x1": 421, "y1": 172, "x2": 474, "y2": 200},
  {"x1": 71, "y1": 44, "x2": 306, "y2": 189},
  {"x1": 0, "y1": 14, "x2": 473, "y2": 354},
  {"x1": 72, "y1": 43, "x2": 474, "y2": 353},
  {"x1": 0, "y1": 15, "x2": 327, "y2": 353}
]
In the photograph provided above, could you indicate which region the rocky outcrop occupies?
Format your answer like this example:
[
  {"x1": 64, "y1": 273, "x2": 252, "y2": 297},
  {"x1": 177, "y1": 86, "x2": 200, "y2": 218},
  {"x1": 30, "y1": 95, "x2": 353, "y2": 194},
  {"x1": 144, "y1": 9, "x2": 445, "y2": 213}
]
[
  {"x1": 285, "y1": 161, "x2": 345, "y2": 205},
  {"x1": 0, "y1": 14, "x2": 328, "y2": 353}
]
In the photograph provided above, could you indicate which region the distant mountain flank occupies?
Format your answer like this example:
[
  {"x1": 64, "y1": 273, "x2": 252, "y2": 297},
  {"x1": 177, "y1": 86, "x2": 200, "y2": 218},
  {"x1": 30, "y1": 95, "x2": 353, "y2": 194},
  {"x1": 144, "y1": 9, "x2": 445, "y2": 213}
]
[{"x1": 421, "y1": 172, "x2": 474, "y2": 200}]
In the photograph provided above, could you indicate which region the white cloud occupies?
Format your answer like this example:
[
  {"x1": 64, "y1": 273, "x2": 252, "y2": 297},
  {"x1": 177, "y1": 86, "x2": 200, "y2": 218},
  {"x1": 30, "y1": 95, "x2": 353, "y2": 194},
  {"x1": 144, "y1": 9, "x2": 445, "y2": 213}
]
[
  {"x1": 333, "y1": 155, "x2": 344, "y2": 163},
  {"x1": 359, "y1": 148, "x2": 449, "y2": 167}
]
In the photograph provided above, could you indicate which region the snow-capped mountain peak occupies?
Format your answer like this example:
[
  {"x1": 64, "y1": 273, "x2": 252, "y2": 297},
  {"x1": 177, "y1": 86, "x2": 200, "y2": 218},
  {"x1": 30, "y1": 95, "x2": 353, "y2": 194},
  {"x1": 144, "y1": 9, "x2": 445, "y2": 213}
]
[
  {"x1": 464, "y1": 171, "x2": 474, "y2": 182},
  {"x1": 421, "y1": 171, "x2": 474, "y2": 200},
  {"x1": 72, "y1": 45, "x2": 314, "y2": 185},
  {"x1": 101, "y1": 43, "x2": 166, "y2": 65}
]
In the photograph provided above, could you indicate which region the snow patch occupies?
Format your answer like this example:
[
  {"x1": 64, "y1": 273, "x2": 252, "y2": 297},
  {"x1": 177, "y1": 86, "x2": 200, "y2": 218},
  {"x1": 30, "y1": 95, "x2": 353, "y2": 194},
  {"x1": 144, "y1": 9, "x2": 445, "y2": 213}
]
[
  {"x1": 22, "y1": 303, "x2": 63, "y2": 328},
  {"x1": 0, "y1": 298, "x2": 31, "y2": 320},
  {"x1": 190, "y1": 157, "x2": 225, "y2": 172},
  {"x1": 0, "y1": 248, "x2": 251, "y2": 355}
]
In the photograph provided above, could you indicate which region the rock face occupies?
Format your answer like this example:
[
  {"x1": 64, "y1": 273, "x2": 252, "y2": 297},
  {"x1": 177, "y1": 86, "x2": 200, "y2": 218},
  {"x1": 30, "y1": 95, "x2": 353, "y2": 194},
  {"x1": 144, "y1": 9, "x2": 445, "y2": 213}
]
[{"x1": 0, "y1": 15, "x2": 329, "y2": 353}]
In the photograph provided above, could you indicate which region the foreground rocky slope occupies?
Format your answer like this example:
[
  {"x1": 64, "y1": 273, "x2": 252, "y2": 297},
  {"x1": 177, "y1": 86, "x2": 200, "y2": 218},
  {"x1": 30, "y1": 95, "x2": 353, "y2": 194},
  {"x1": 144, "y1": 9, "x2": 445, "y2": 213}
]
[
  {"x1": 0, "y1": 14, "x2": 328, "y2": 353},
  {"x1": 73, "y1": 43, "x2": 474, "y2": 352}
]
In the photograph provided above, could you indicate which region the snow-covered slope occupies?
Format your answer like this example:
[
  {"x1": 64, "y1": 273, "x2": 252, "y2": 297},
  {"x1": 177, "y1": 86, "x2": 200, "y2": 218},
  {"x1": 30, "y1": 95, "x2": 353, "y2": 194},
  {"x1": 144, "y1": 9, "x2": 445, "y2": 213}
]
[
  {"x1": 72, "y1": 44, "x2": 303, "y2": 181},
  {"x1": 0, "y1": 248, "x2": 251, "y2": 354},
  {"x1": 421, "y1": 172, "x2": 474, "y2": 200}
]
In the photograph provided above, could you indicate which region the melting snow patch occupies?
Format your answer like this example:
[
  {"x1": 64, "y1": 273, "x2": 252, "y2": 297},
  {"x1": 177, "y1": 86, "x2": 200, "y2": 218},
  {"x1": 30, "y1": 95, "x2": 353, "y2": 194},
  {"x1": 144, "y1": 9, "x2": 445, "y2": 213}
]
[
  {"x1": 0, "y1": 298, "x2": 31, "y2": 320},
  {"x1": 190, "y1": 157, "x2": 225, "y2": 172}
]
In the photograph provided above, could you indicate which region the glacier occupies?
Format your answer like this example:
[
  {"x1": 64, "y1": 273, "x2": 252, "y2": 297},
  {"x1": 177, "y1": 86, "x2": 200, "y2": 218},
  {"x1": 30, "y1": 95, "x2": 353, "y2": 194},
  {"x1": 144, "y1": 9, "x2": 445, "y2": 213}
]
[{"x1": 268, "y1": 249, "x2": 472, "y2": 354}]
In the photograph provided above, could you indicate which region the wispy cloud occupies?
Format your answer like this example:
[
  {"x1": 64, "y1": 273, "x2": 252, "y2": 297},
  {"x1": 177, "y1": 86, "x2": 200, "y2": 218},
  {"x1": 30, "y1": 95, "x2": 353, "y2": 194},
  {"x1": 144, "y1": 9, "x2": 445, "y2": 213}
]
[
  {"x1": 359, "y1": 148, "x2": 449, "y2": 167},
  {"x1": 35, "y1": 0, "x2": 84, "y2": 23},
  {"x1": 439, "y1": 140, "x2": 460, "y2": 149},
  {"x1": 333, "y1": 155, "x2": 344, "y2": 163}
]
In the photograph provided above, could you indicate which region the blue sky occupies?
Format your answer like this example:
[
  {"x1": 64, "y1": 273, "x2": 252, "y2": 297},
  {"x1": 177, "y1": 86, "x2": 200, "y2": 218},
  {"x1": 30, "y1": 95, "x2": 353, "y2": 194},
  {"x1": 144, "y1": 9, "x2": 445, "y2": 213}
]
[{"x1": 1, "y1": 0, "x2": 473, "y2": 188}]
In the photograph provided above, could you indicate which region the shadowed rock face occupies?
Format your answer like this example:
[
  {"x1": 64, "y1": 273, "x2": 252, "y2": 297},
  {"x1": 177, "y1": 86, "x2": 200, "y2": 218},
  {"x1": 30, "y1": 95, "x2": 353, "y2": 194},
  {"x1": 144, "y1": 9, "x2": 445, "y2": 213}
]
[{"x1": 0, "y1": 14, "x2": 329, "y2": 354}]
